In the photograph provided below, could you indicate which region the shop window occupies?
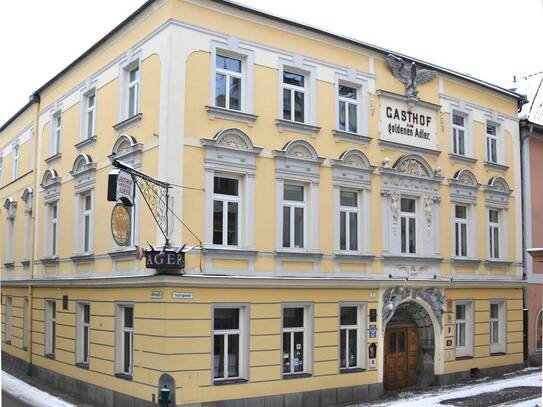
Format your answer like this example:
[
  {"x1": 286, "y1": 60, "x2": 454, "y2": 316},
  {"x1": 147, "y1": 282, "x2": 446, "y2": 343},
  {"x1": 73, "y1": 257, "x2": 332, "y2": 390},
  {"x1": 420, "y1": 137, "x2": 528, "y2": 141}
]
[{"x1": 282, "y1": 305, "x2": 312, "y2": 377}]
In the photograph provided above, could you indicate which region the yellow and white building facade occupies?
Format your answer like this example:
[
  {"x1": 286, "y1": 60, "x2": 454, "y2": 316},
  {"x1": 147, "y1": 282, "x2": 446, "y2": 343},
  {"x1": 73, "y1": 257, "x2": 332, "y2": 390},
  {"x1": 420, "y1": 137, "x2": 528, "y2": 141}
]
[{"x1": 0, "y1": 1, "x2": 526, "y2": 406}]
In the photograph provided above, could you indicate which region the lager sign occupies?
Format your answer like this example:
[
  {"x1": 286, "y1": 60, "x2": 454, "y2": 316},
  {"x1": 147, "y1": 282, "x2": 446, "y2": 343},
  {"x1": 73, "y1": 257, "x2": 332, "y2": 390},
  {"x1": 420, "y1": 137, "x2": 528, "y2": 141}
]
[{"x1": 145, "y1": 249, "x2": 185, "y2": 271}]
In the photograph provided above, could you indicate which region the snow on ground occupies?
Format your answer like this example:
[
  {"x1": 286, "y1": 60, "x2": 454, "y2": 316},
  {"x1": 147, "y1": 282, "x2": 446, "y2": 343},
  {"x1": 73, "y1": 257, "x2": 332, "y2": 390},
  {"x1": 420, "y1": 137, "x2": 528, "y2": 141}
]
[
  {"x1": 356, "y1": 371, "x2": 542, "y2": 407},
  {"x1": 2, "y1": 371, "x2": 76, "y2": 407}
]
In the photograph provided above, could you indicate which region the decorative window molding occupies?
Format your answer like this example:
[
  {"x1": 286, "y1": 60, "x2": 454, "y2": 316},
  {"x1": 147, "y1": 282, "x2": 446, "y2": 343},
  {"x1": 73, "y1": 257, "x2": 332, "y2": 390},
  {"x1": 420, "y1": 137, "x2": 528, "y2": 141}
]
[
  {"x1": 448, "y1": 103, "x2": 474, "y2": 159},
  {"x1": 109, "y1": 134, "x2": 143, "y2": 169},
  {"x1": 116, "y1": 50, "x2": 142, "y2": 129},
  {"x1": 41, "y1": 169, "x2": 61, "y2": 203},
  {"x1": 484, "y1": 117, "x2": 505, "y2": 167},
  {"x1": 381, "y1": 155, "x2": 441, "y2": 265},
  {"x1": 455, "y1": 300, "x2": 474, "y2": 358},
  {"x1": 70, "y1": 154, "x2": 96, "y2": 194},
  {"x1": 21, "y1": 187, "x2": 33, "y2": 261},
  {"x1": 70, "y1": 155, "x2": 95, "y2": 256},
  {"x1": 281, "y1": 304, "x2": 313, "y2": 378},
  {"x1": 11, "y1": 143, "x2": 19, "y2": 181},
  {"x1": 4, "y1": 197, "x2": 17, "y2": 264},
  {"x1": 201, "y1": 129, "x2": 262, "y2": 256},
  {"x1": 48, "y1": 107, "x2": 63, "y2": 159},
  {"x1": 273, "y1": 140, "x2": 323, "y2": 256},
  {"x1": 489, "y1": 300, "x2": 506, "y2": 354},
  {"x1": 334, "y1": 72, "x2": 369, "y2": 141},
  {"x1": 331, "y1": 149, "x2": 373, "y2": 257},
  {"x1": 449, "y1": 169, "x2": 478, "y2": 261},
  {"x1": 79, "y1": 81, "x2": 97, "y2": 144},
  {"x1": 208, "y1": 39, "x2": 256, "y2": 126},
  {"x1": 484, "y1": 177, "x2": 511, "y2": 261}
]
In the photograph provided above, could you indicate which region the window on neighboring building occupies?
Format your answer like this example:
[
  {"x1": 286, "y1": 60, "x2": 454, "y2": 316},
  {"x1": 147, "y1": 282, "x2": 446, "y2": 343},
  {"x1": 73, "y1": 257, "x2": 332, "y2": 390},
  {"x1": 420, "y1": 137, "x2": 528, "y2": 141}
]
[
  {"x1": 85, "y1": 91, "x2": 96, "y2": 139},
  {"x1": 76, "y1": 303, "x2": 90, "y2": 365},
  {"x1": 536, "y1": 309, "x2": 542, "y2": 352},
  {"x1": 282, "y1": 306, "x2": 310, "y2": 376},
  {"x1": 45, "y1": 300, "x2": 56, "y2": 356},
  {"x1": 47, "y1": 202, "x2": 59, "y2": 257},
  {"x1": 115, "y1": 304, "x2": 133, "y2": 376},
  {"x1": 127, "y1": 66, "x2": 140, "y2": 118},
  {"x1": 23, "y1": 297, "x2": 28, "y2": 350},
  {"x1": 215, "y1": 55, "x2": 242, "y2": 111},
  {"x1": 400, "y1": 198, "x2": 416, "y2": 254},
  {"x1": 5, "y1": 296, "x2": 12, "y2": 343},
  {"x1": 213, "y1": 176, "x2": 239, "y2": 246},
  {"x1": 452, "y1": 113, "x2": 466, "y2": 156},
  {"x1": 486, "y1": 124, "x2": 498, "y2": 163},
  {"x1": 12, "y1": 144, "x2": 19, "y2": 180},
  {"x1": 339, "y1": 190, "x2": 359, "y2": 252},
  {"x1": 455, "y1": 205, "x2": 468, "y2": 257},
  {"x1": 282, "y1": 184, "x2": 305, "y2": 249},
  {"x1": 53, "y1": 113, "x2": 62, "y2": 155},
  {"x1": 338, "y1": 85, "x2": 358, "y2": 133},
  {"x1": 489, "y1": 209, "x2": 500, "y2": 259},
  {"x1": 213, "y1": 307, "x2": 246, "y2": 382},
  {"x1": 340, "y1": 305, "x2": 365, "y2": 370},
  {"x1": 282, "y1": 71, "x2": 306, "y2": 123},
  {"x1": 455, "y1": 302, "x2": 473, "y2": 358}
]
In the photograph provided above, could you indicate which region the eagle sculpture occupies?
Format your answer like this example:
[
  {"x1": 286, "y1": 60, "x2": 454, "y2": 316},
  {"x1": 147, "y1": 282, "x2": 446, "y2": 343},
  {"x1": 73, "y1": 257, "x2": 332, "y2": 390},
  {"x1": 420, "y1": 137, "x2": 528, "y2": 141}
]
[{"x1": 386, "y1": 54, "x2": 436, "y2": 100}]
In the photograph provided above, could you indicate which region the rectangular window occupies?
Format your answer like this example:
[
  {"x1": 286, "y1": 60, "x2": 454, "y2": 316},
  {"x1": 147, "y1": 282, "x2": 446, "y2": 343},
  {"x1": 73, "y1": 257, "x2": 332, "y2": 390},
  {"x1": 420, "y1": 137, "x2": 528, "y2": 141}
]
[
  {"x1": 53, "y1": 114, "x2": 62, "y2": 155},
  {"x1": 486, "y1": 124, "x2": 498, "y2": 163},
  {"x1": 339, "y1": 190, "x2": 359, "y2": 251},
  {"x1": 490, "y1": 301, "x2": 506, "y2": 353},
  {"x1": 23, "y1": 297, "x2": 29, "y2": 350},
  {"x1": 489, "y1": 209, "x2": 500, "y2": 259},
  {"x1": 338, "y1": 85, "x2": 358, "y2": 133},
  {"x1": 116, "y1": 304, "x2": 133, "y2": 376},
  {"x1": 127, "y1": 66, "x2": 140, "y2": 118},
  {"x1": 6, "y1": 296, "x2": 12, "y2": 343},
  {"x1": 213, "y1": 307, "x2": 246, "y2": 382},
  {"x1": 48, "y1": 203, "x2": 59, "y2": 257},
  {"x1": 212, "y1": 176, "x2": 239, "y2": 246},
  {"x1": 85, "y1": 92, "x2": 96, "y2": 139},
  {"x1": 339, "y1": 305, "x2": 364, "y2": 370},
  {"x1": 282, "y1": 184, "x2": 305, "y2": 249},
  {"x1": 282, "y1": 71, "x2": 305, "y2": 123},
  {"x1": 282, "y1": 306, "x2": 310, "y2": 376},
  {"x1": 45, "y1": 300, "x2": 56, "y2": 356},
  {"x1": 23, "y1": 210, "x2": 31, "y2": 260},
  {"x1": 452, "y1": 114, "x2": 466, "y2": 156},
  {"x1": 12, "y1": 144, "x2": 19, "y2": 180},
  {"x1": 455, "y1": 205, "x2": 468, "y2": 257},
  {"x1": 455, "y1": 302, "x2": 473, "y2": 358},
  {"x1": 76, "y1": 303, "x2": 90, "y2": 365},
  {"x1": 6, "y1": 216, "x2": 15, "y2": 262},
  {"x1": 215, "y1": 55, "x2": 242, "y2": 111},
  {"x1": 400, "y1": 198, "x2": 416, "y2": 254},
  {"x1": 82, "y1": 193, "x2": 92, "y2": 253}
]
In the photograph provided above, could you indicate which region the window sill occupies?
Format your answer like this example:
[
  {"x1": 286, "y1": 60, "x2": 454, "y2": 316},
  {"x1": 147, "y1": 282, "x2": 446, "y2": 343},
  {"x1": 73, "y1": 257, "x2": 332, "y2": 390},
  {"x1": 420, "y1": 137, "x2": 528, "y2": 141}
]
[
  {"x1": 206, "y1": 106, "x2": 258, "y2": 127},
  {"x1": 275, "y1": 250, "x2": 323, "y2": 259},
  {"x1": 70, "y1": 254, "x2": 94, "y2": 264},
  {"x1": 449, "y1": 153, "x2": 477, "y2": 165},
  {"x1": 45, "y1": 153, "x2": 62, "y2": 164},
  {"x1": 455, "y1": 355, "x2": 473, "y2": 360},
  {"x1": 340, "y1": 367, "x2": 365, "y2": 374},
  {"x1": 202, "y1": 247, "x2": 257, "y2": 257},
  {"x1": 276, "y1": 119, "x2": 321, "y2": 137},
  {"x1": 21, "y1": 260, "x2": 31, "y2": 267},
  {"x1": 75, "y1": 362, "x2": 89, "y2": 369},
  {"x1": 108, "y1": 249, "x2": 137, "y2": 261},
  {"x1": 282, "y1": 372, "x2": 312, "y2": 380},
  {"x1": 485, "y1": 259, "x2": 513, "y2": 266},
  {"x1": 213, "y1": 378, "x2": 248, "y2": 386},
  {"x1": 44, "y1": 353, "x2": 55, "y2": 360},
  {"x1": 3, "y1": 262, "x2": 15, "y2": 268},
  {"x1": 40, "y1": 257, "x2": 59, "y2": 266},
  {"x1": 490, "y1": 352, "x2": 506, "y2": 356},
  {"x1": 333, "y1": 129, "x2": 372, "y2": 146},
  {"x1": 114, "y1": 373, "x2": 133, "y2": 381},
  {"x1": 484, "y1": 161, "x2": 509, "y2": 171},
  {"x1": 74, "y1": 135, "x2": 97, "y2": 150},
  {"x1": 112, "y1": 113, "x2": 142, "y2": 133}
]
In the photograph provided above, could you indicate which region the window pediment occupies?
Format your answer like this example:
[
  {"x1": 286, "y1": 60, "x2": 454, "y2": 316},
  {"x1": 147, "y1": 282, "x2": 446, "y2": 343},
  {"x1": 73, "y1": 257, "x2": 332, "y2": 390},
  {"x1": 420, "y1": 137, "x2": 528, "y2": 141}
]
[
  {"x1": 3, "y1": 197, "x2": 17, "y2": 219},
  {"x1": 109, "y1": 134, "x2": 143, "y2": 168},
  {"x1": 273, "y1": 139, "x2": 323, "y2": 183},
  {"x1": 21, "y1": 187, "x2": 33, "y2": 213},
  {"x1": 201, "y1": 128, "x2": 262, "y2": 154},
  {"x1": 41, "y1": 169, "x2": 61, "y2": 189},
  {"x1": 331, "y1": 149, "x2": 373, "y2": 189},
  {"x1": 393, "y1": 155, "x2": 434, "y2": 178},
  {"x1": 450, "y1": 169, "x2": 479, "y2": 204},
  {"x1": 70, "y1": 154, "x2": 96, "y2": 177},
  {"x1": 485, "y1": 176, "x2": 511, "y2": 208}
]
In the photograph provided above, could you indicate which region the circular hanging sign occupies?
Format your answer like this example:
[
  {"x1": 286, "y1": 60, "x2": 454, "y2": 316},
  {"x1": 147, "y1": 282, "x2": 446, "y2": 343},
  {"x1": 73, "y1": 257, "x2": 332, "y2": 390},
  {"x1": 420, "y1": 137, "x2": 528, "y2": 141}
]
[{"x1": 111, "y1": 203, "x2": 132, "y2": 247}]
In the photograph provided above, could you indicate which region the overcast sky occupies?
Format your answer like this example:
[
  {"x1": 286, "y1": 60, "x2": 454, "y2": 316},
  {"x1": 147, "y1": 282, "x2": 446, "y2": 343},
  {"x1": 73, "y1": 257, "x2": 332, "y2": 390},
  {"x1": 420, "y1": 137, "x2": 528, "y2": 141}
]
[{"x1": 1, "y1": 0, "x2": 541, "y2": 125}]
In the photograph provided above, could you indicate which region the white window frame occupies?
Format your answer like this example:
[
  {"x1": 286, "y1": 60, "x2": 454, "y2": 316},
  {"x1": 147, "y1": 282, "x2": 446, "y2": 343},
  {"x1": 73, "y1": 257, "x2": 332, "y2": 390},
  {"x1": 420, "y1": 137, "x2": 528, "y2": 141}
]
[
  {"x1": 282, "y1": 183, "x2": 307, "y2": 250},
  {"x1": 490, "y1": 300, "x2": 506, "y2": 354},
  {"x1": 339, "y1": 303, "x2": 366, "y2": 371},
  {"x1": 5, "y1": 296, "x2": 12, "y2": 343},
  {"x1": 338, "y1": 190, "x2": 360, "y2": 253},
  {"x1": 488, "y1": 208, "x2": 500, "y2": 259},
  {"x1": 119, "y1": 57, "x2": 141, "y2": 122},
  {"x1": 46, "y1": 202, "x2": 59, "y2": 258},
  {"x1": 82, "y1": 88, "x2": 96, "y2": 140},
  {"x1": 212, "y1": 175, "x2": 241, "y2": 248},
  {"x1": 51, "y1": 111, "x2": 62, "y2": 156},
  {"x1": 452, "y1": 112, "x2": 467, "y2": 156},
  {"x1": 45, "y1": 299, "x2": 56, "y2": 356},
  {"x1": 400, "y1": 197, "x2": 417, "y2": 255},
  {"x1": 337, "y1": 83, "x2": 360, "y2": 134},
  {"x1": 281, "y1": 304, "x2": 313, "y2": 377},
  {"x1": 23, "y1": 297, "x2": 28, "y2": 350},
  {"x1": 212, "y1": 305, "x2": 249, "y2": 383},
  {"x1": 486, "y1": 122, "x2": 499, "y2": 164},
  {"x1": 214, "y1": 53, "x2": 243, "y2": 111},
  {"x1": 6, "y1": 215, "x2": 15, "y2": 263},
  {"x1": 282, "y1": 69, "x2": 307, "y2": 123},
  {"x1": 115, "y1": 303, "x2": 134, "y2": 376},
  {"x1": 127, "y1": 66, "x2": 140, "y2": 118},
  {"x1": 454, "y1": 204, "x2": 468, "y2": 257},
  {"x1": 455, "y1": 301, "x2": 473, "y2": 358},
  {"x1": 76, "y1": 302, "x2": 91, "y2": 365},
  {"x1": 77, "y1": 192, "x2": 93, "y2": 254},
  {"x1": 23, "y1": 209, "x2": 31, "y2": 261},
  {"x1": 11, "y1": 144, "x2": 19, "y2": 180}
]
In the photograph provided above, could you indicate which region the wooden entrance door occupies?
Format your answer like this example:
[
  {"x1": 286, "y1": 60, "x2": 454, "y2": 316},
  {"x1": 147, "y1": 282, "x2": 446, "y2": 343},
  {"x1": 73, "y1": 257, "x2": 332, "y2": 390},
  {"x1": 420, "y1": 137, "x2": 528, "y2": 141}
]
[{"x1": 385, "y1": 326, "x2": 418, "y2": 390}]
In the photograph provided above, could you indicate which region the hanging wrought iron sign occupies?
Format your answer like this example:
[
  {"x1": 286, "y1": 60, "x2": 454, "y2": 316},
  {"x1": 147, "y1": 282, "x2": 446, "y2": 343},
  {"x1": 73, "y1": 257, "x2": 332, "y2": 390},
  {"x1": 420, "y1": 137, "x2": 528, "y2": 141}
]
[{"x1": 111, "y1": 202, "x2": 132, "y2": 246}]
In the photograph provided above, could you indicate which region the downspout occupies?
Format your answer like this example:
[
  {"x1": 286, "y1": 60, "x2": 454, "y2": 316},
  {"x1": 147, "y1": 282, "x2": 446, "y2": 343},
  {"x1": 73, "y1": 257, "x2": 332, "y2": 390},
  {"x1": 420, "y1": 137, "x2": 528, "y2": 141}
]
[{"x1": 27, "y1": 91, "x2": 41, "y2": 376}]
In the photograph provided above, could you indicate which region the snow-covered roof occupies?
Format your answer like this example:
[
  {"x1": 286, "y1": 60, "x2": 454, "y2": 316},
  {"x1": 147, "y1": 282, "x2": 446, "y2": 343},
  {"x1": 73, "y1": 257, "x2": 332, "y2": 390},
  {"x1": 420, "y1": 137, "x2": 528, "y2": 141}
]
[{"x1": 511, "y1": 71, "x2": 543, "y2": 126}]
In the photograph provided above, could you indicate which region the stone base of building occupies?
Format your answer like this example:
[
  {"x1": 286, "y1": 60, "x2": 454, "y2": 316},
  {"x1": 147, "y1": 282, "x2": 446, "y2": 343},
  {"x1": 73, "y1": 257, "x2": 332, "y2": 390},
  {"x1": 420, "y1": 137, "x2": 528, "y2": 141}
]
[
  {"x1": 527, "y1": 353, "x2": 542, "y2": 366},
  {"x1": 436, "y1": 363, "x2": 524, "y2": 386},
  {"x1": 1, "y1": 352, "x2": 154, "y2": 407}
]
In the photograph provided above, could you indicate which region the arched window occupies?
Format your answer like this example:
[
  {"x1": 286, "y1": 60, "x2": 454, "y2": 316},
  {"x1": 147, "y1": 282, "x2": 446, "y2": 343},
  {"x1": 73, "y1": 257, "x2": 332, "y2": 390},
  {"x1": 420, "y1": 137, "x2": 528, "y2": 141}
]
[{"x1": 537, "y1": 309, "x2": 542, "y2": 352}]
